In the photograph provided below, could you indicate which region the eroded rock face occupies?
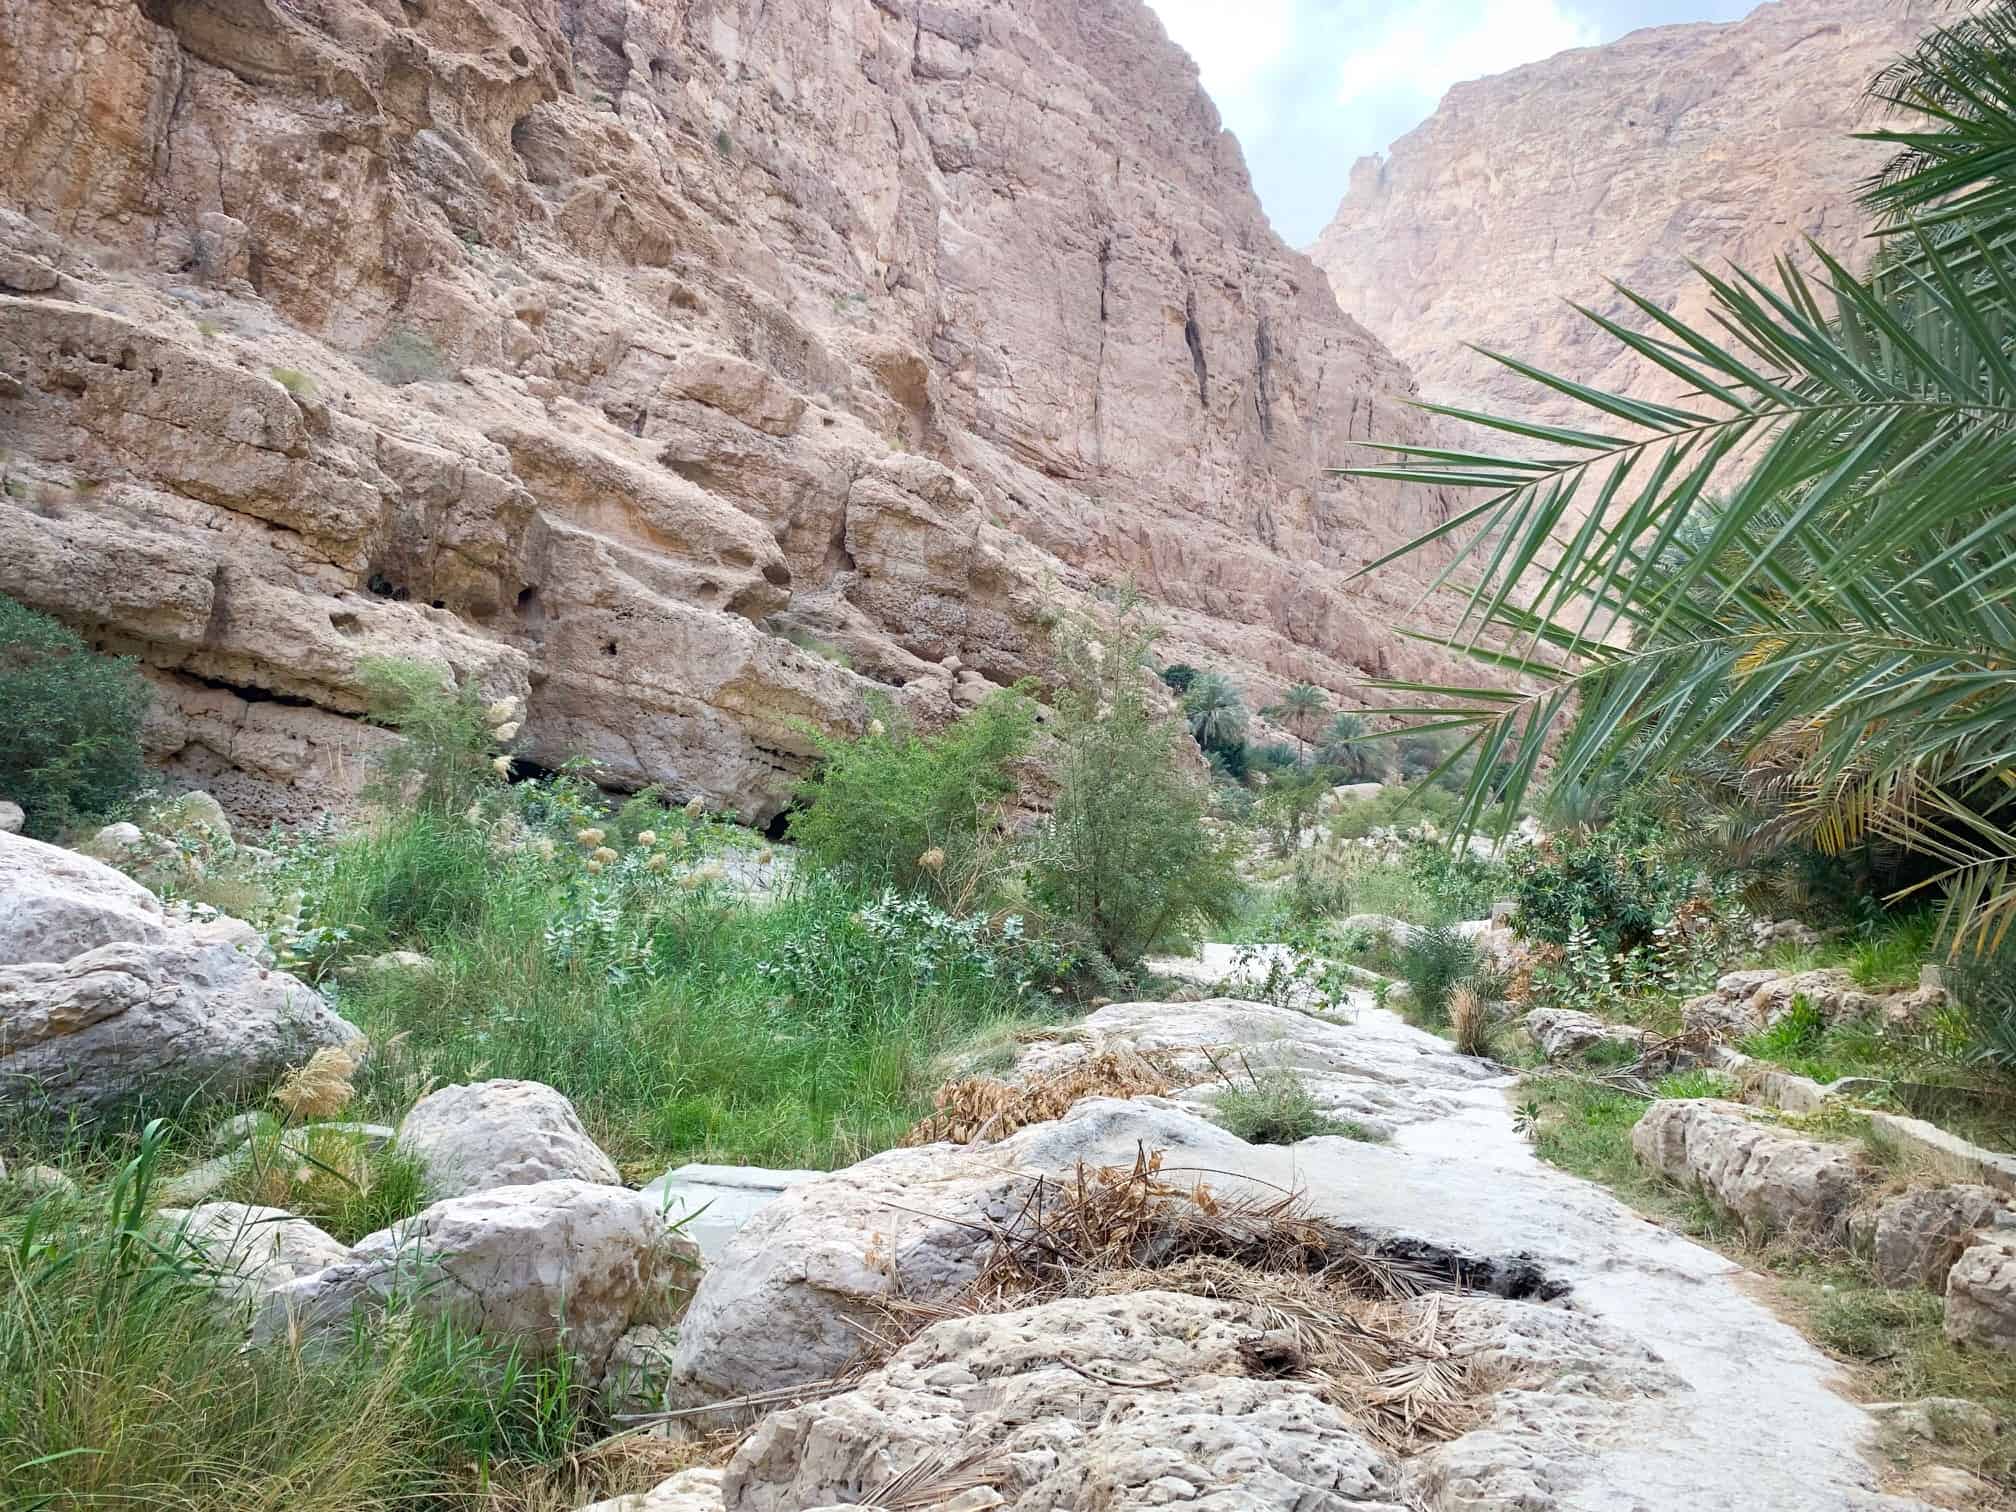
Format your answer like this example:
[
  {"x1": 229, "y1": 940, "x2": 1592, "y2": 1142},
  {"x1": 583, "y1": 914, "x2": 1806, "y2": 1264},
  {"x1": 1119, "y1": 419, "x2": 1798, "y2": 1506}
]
[
  {"x1": 1310, "y1": 0, "x2": 1937, "y2": 435},
  {"x1": 0, "y1": 831, "x2": 360, "y2": 1118},
  {"x1": 397, "y1": 1078, "x2": 620, "y2": 1200},
  {"x1": 1855, "y1": 1184, "x2": 2006, "y2": 1292},
  {"x1": 0, "y1": 0, "x2": 1471, "y2": 826},
  {"x1": 1945, "y1": 1234, "x2": 2016, "y2": 1354},
  {"x1": 1631, "y1": 1098, "x2": 1863, "y2": 1239}
]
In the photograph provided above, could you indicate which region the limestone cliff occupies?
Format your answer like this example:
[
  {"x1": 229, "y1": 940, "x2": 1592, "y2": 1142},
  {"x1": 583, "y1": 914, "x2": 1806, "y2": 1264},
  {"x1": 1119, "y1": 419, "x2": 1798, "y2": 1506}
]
[
  {"x1": 1310, "y1": 0, "x2": 1936, "y2": 433},
  {"x1": 0, "y1": 0, "x2": 1462, "y2": 825}
]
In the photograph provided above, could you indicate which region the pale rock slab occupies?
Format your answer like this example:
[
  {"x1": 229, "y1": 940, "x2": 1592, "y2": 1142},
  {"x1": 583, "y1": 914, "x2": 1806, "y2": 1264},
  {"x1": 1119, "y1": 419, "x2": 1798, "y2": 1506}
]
[
  {"x1": 1524, "y1": 1006, "x2": 1647, "y2": 1061},
  {"x1": 1631, "y1": 1098, "x2": 1864, "y2": 1239},
  {"x1": 640, "y1": 1162, "x2": 825, "y2": 1263},
  {"x1": 397, "y1": 1079, "x2": 620, "y2": 1200},
  {"x1": 255, "y1": 1180, "x2": 698, "y2": 1380}
]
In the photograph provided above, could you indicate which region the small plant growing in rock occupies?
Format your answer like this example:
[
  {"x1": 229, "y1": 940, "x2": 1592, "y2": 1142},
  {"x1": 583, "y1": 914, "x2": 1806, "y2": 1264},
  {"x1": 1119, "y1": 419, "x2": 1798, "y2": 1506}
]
[
  {"x1": 269, "y1": 367, "x2": 317, "y2": 398},
  {"x1": 1213, "y1": 1067, "x2": 1380, "y2": 1146},
  {"x1": 364, "y1": 326, "x2": 451, "y2": 386}
]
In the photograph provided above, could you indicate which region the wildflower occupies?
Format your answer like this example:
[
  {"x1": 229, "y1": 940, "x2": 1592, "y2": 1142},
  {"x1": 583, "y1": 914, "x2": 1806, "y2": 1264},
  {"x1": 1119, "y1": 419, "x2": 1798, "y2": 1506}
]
[
  {"x1": 645, "y1": 852, "x2": 669, "y2": 872},
  {"x1": 757, "y1": 847, "x2": 774, "y2": 866},
  {"x1": 585, "y1": 858, "x2": 605, "y2": 875},
  {"x1": 575, "y1": 827, "x2": 606, "y2": 849},
  {"x1": 698, "y1": 862, "x2": 726, "y2": 883},
  {"x1": 636, "y1": 829, "x2": 658, "y2": 848},
  {"x1": 917, "y1": 847, "x2": 946, "y2": 874},
  {"x1": 684, "y1": 796, "x2": 705, "y2": 819},
  {"x1": 491, "y1": 755, "x2": 512, "y2": 778},
  {"x1": 493, "y1": 721, "x2": 521, "y2": 742},
  {"x1": 484, "y1": 697, "x2": 520, "y2": 727},
  {"x1": 665, "y1": 831, "x2": 688, "y2": 852},
  {"x1": 868, "y1": 717, "x2": 886, "y2": 739},
  {"x1": 593, "y1": 846, "x2": 619, "y2": 864},
  {"x1": 533, "y1": 836, "x2": 557, "y2": 861}
]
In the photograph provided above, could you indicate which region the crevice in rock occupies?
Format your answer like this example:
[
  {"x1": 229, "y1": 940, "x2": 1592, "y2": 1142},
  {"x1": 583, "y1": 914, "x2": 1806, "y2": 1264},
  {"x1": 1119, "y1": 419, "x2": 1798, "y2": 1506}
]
[
  {"x1": 1253, "y1": 316, "x2": 1275, "y2": 441},
  {"x1": 166, "y1": 666, "x2": 322, "y2": 712},
  {"x1": 1353, "y1": 1233, "x2": 1570, "y2": 1302},
  {"x1": 1183, "y1": 291, "x2": 1207, "y2": 408}
]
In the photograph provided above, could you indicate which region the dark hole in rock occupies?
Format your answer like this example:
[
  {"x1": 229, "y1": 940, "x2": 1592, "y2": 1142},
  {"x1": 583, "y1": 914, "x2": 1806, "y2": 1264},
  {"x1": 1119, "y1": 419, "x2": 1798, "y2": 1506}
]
[{"x1": 602, "y1": 639, "x2": 618, "y2": 657}]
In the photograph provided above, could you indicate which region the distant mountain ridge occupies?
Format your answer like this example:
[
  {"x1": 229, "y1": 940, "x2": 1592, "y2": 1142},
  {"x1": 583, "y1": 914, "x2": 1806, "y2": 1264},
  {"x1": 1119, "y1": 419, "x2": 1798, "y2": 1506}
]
[{"x1": 1309, "y1": 0, "x2": 1939, "y2": 434}]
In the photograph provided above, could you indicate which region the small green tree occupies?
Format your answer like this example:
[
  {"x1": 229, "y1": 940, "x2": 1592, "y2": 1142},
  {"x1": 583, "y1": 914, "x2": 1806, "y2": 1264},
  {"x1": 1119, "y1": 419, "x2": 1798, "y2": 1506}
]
[
  {"x1": 1030, "y1": 603, "x2": 1243, "y2": 967},
  {"x1": 357, "y1": 656, "x2": 508, "y2": 818},
  {"x1": 0, "y1": 595, "x2": 150, "y2": 839},
  {"x1": 789, "y1": 689, "x2": 1038, "y2": 908},
  {"x1": 1319, "y1": 713, "x2": 1382, "y2": 783}
]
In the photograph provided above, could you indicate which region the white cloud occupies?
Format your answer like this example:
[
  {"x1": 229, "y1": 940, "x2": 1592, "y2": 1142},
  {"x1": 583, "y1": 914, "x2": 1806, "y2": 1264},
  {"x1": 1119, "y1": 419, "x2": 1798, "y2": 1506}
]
[
  {"x1": 1146, "y1": 0, "x2": 1300, "y2": 135},
  {"x1": 1331, "y1": 0, "x2": 1600, "y2": 117}
]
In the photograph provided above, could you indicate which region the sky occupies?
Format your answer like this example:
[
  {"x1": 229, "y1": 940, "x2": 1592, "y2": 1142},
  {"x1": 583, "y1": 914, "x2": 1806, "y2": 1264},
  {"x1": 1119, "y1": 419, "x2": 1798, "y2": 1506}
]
[{"x1": 1144, "y1": 0, "x2": 1760, "y2": 245}]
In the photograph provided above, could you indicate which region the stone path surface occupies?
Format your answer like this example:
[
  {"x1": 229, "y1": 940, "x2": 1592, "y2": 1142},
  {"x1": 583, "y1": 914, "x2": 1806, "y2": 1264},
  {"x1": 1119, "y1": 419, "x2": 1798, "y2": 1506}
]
[{"x1": 1134, "y1": 943, "x2": 1927, "y2": 1511}]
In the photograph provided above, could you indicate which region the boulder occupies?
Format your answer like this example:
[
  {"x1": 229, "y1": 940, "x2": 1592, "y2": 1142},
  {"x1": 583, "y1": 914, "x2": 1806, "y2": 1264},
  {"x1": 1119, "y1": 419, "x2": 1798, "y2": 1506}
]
[
  {"x1": 80, "y1": 821, "x2": 145, "y2": 864},
  {"x1": 1866, "y1": 1397, "x2": 2001, "y2": 1444},
  {"x1": 397, "y1": 1079, "x2": 619, "y2": 1200},
  {"x1": 1944, "y1": 1234, "x2": 2016, "y2": 1354},
  {"x1": 1853, "y1": 1185, "x2": 2005, "y2": 1291},
  {"x1": 1336, "y1": 914, "x2": 1421, "y2": 949},
  {"x1": 0, "y1": 834, "x2": 360, "y2": 1118},
  {"x1": 1749, "y1": 969, "x2": 1882, "y2": 1026},
  {"x1": 255, "y1": 1180, "x2": 698, "y2": 1380},
  {"x1": 156, "y1": 1202, "x2": 350, "y2": 1313},
  {"x1": 639, "y1": 1162, "x2": 825, "y2": 1263},
  {"x1": 1524, "y1": 1007, "x2": 1646, "y2": 1061},
  {"x1": 1631, "y1": 1099, "x2": 1863, "y2": 1239},
  {"x1": 0, "y1": 801, "x2": 21, "y2": 835},
  {"x1": 665, "y1": 1098, "x2": 1253, "y2": 1408},
  {"x1": 724, "y1": 1292, "x2": 1402, "y2": 1511}
]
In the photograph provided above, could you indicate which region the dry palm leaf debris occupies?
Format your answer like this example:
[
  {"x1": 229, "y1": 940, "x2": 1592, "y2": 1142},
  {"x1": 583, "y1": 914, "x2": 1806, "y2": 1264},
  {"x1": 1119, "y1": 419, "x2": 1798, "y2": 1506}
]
[
  {"x1": 860, "y1": 1146, "x2": 1483, "y2": 1453},
  {"x1": 902, "y1": 1044, "x2": 1187, "y2": 1146}
]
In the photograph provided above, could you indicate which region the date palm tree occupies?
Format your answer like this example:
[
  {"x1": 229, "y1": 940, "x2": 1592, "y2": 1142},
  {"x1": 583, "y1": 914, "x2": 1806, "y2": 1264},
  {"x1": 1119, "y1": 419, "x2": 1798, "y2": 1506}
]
[
  {"x1": 1262, "y1": 682, "x2": 1329, "y2": 765},
  {"x1": 1182, "y1": 672, "x2": 1248, "y2": 751},
  {"x1": 1339, "y1": 6, "x2": 2016, "y2": 951}
]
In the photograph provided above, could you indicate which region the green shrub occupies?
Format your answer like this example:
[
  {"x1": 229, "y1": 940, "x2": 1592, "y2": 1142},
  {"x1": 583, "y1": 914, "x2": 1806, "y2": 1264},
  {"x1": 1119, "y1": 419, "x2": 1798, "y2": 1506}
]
[
  {"x1": 1028, "y1": 606, "x2": 1243, "y2": 967},
  {"x1": 364, "y1": 326, "x2": 451, "y2": 386},
  {"x1": 1507, "y1": 813, "x2": 1699, "y2": 956},
  {"x1": 1397, "y1": 924, "x2": 1495, "y2": 1027},
  {"x1": 357, "y1": 656, "x2": 509, "y2": 817},
  {"x1": 1254, "y1": 770, "x2": 1329, "y2": 857},
  {"x1": 1404, "y1": 839, "x2": 1507, "y2": 921},
  {"x1": 788, "y1": 689, "x2": 1037, "y2": 908},
  {"x1": 0, "y1": 594, "x2": 151, "y2": 839},
  {"x1": 1948, "y1": 933, "x2": 2016, "y2": 1069}
]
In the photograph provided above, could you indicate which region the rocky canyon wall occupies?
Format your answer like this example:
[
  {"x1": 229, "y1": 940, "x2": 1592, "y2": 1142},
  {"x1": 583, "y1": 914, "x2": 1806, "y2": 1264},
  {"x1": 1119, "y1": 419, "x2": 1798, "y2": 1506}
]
[
  {"x1": 0, "y1": 0, "x2": 1464, "y2": 826},
  {"x1": 1310, "y1": 0, "x2": 1937, "y2": 435}
]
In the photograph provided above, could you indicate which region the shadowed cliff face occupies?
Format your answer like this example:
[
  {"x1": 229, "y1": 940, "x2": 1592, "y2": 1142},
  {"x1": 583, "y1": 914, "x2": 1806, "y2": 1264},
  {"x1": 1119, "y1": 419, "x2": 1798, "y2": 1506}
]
[
  {"x1": 0, "y1": 0, "x2": 1465, "y2": 825},
  {"x1": 1310, "y1": 0, "x2": 1937, "y2": 439}
]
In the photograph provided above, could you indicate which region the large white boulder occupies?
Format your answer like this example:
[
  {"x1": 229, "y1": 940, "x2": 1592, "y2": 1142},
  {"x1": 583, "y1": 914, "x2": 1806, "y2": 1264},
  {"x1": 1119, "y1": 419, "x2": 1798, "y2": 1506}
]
[
  {"x1": 1632, "y1": 1099, "x2": 1863, "y2": 1239},
  {"x1": 397, "y1": 1079, "x2": 620, "y2": 1199},
  {"x1": 725, "y1": 1291, "x2": 1401, "y2": 1511},
  {"x1": 0, "y1": 833, "x2": 360, "y2": 1118},
  {"x1": 664, "y1": 1098, "x2": 1252, "y2": 1408},
  {"x1": 255, "y1": 1179, "x2": 697, "y2": 1380},
  {"x1": 155, "y1": 1202, "x2": 350, "y2": 1313}
]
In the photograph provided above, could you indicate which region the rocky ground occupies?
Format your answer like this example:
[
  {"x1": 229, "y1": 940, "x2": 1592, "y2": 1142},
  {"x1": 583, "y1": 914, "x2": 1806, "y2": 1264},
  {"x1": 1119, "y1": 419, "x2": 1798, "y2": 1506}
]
[{"x1": 8, "y1": 815, "x2": 2005, "y2": 1509}]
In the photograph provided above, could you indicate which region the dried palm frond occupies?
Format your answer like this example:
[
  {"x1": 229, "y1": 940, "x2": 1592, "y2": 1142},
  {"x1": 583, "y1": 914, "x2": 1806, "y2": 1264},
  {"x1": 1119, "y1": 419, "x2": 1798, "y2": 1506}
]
[{"x1": 902, "y1": 1045, "x2": 1184, "y2": 1146}]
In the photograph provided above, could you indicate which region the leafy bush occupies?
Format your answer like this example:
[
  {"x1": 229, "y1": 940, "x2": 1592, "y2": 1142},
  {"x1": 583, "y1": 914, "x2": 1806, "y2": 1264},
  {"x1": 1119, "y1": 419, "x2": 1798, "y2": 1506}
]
[
  {"x1": 1397, "y1": 925, "x2": 1503, "y2": 1027},
  {"x1": 356, "y1": 656, "x2": 513, "y2": 818},
  {"x1": 1507, "y1": 814, "x2": 1700, "y2": 956},
  {"x1": 789, "y1": 689, "x2": 1037, "y2": 909},
  {"x1": 1403, "y1": 839, "x2": 1507, "y2": 921},
  {"x1": 0, "y1": 594, "x2": 151, "y2": 839},
  {"x1": 1028, "y1": 607, "x2": 1242, "y2": 967},
  {"x1": 1254, "y1": 770, "x2": 1329, "y2": 857}
]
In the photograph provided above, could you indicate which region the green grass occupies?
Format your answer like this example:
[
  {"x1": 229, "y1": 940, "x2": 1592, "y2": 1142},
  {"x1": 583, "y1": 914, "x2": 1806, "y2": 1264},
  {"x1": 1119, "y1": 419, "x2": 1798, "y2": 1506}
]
[
  {"x1": 274, "y1": 814, "x2": 1059, "y2": 1174},
  {"x1": 0, "y1": 1125, "x2": 672, "y2": 1512},
  {"x1": 1211, "y1": 1070, "x2": 1383, "y2": 1145}
]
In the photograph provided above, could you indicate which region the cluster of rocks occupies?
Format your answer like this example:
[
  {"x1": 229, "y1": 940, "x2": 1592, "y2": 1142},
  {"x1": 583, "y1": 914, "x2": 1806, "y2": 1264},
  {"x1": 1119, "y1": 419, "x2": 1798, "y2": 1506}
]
[{"x1": 1680, "y1": 965, "x2": 1947, "y2": 1040}]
